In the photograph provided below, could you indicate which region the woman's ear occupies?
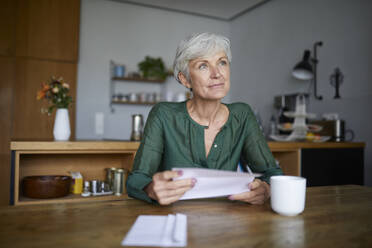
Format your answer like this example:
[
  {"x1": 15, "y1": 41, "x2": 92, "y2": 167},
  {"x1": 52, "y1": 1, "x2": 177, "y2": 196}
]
[{"x1": 178, "y1": 72, "x2": 192, "y2": 90}]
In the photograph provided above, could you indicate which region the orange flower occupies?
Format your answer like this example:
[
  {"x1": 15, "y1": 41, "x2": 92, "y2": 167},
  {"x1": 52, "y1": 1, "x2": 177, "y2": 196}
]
[
  {"x1": 37, "y1": 90, "x2": 46, "y2": 100},
  {"x1": 42, "y1": 83, "x2": 50, "y2": 91}
]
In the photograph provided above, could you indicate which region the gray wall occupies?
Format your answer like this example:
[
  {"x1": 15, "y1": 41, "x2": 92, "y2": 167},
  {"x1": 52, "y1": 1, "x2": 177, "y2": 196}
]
[
  {"x1": 77, "y1": 0, "x2": 372, "y2": 185},
  {"x1": 230, "y1": 0, "x2": 372, "y2": 185}
]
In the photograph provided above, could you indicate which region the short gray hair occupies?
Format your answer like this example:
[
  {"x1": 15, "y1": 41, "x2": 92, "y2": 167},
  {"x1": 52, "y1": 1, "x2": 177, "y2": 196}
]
[{"x1": 173, "y1": 32, "x2": 232, "y2": 83}]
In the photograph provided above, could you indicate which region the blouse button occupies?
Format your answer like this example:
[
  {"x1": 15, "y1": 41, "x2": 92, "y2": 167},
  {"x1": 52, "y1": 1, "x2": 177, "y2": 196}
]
[{"x1": 214, "y1": 144, "x2": 218, "y2": 148}]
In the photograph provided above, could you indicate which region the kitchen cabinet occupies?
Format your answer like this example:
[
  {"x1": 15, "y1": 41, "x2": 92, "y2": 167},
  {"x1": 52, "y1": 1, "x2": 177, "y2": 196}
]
[
  {"x1": 302, "y1": 148, "x2": 364, "y2": 186},
  {"x1": 10, "y1": 141, "x2": 138, "y2": 205},
  {"x1": 269, "y1": 142, "x2": 365, "y2": 186}
]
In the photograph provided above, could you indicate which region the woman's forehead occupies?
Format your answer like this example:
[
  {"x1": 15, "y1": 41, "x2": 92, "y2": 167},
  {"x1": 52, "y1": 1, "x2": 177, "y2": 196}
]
[{"x1": 190, "y1": 51, "x2": 227, "y2": 63}]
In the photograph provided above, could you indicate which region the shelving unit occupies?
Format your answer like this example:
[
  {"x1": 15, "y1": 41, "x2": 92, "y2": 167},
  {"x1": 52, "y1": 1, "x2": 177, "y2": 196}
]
[
  {"x1": 111, "y1": 76, "x2": 166, "y2": 83},
  {"x1": 10, "y1": 141, "x2": 139, "y2": 205},
  {"x1": 109, "y1": 61, "x2": 167, "y2": 112}
]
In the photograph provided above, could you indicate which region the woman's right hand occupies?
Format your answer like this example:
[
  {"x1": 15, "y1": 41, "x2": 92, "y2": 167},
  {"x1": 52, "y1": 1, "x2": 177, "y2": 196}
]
[{"x1": 144, "y1": 170, "x2": 196, "y2": 205}]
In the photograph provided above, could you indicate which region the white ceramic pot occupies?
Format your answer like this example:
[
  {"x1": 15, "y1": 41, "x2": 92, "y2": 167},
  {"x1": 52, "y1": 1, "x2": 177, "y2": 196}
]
[{"x1": 53, "y1": 108, "x2": 71, "y2": 141}]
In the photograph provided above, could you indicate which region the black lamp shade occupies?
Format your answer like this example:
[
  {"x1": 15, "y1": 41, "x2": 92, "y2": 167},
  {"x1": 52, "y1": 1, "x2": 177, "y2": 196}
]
[{"x1": 292, "y1": 50, "x2": 313, "y2": 80}]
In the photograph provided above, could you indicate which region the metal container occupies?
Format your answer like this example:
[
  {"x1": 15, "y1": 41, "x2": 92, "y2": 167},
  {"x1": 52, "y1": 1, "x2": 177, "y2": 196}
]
[
  {"x1": 100, "y1": 181, "x2": 105, "y2": 193},
  {"x1": 83, "y1": 181, "x2": 90, "y2": 192},
  {"x1": 130, "y1": 114, "x2": 143, "y2": 141},
  {"x1": 105, "y1": 167, "x2": 116, "y2": 190},
  {"x1": 114, "y1": 65, "x2": 125, "y2": 78},
  {"x1": 334, "y1": 119, "x2": 345, "y2": 142},
  {"x1": 91, "y1": 180, "x2": 98, "y2": 194},
  {"x1": 113, "y1": 169, "x2": 125, "y2": 196}
]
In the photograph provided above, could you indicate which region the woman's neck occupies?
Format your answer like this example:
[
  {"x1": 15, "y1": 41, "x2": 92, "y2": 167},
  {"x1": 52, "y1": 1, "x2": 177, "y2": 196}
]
[{"x1": 187, "y1": 98, "x2": 225, "y2": 128}]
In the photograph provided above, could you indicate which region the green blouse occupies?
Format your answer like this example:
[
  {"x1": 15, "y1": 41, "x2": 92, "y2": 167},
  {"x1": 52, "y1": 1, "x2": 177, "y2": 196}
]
[{"x1": 126, "y1": 101, "x2": 283, "y2": 203}]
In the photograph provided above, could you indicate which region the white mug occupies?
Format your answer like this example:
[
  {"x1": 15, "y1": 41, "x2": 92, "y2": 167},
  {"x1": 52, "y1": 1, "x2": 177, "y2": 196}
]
[{"x1": 270, "y1": 176, "x2": 306, "y2": 216}]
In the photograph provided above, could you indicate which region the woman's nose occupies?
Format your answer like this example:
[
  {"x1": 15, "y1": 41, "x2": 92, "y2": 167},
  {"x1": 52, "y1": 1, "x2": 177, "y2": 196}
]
[{"x1": 210, "y1": 65, "x2": 222, "y2": 78}]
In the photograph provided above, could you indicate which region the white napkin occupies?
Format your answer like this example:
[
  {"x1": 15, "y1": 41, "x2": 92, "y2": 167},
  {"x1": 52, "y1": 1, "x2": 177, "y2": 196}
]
[{"x1": 121, "y1": 214, "x2": 187, "y2": 247}]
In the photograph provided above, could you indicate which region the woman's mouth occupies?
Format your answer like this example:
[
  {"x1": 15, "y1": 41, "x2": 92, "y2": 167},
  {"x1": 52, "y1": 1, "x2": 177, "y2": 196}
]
[{"x1": 208, "y1": 83, "x2": 224, "y2": 88}]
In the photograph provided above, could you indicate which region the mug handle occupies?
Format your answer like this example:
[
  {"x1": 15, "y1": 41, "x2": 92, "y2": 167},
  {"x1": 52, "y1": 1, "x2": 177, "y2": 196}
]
[{"x1": 345, "y1": 129, "x2": 355, "y2": 141}]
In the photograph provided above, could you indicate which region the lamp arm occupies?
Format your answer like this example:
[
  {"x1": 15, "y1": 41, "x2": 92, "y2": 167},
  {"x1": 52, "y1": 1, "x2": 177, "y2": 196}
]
[{"x1": 312, "y1": 41, "x2": 323, "y2": 100}]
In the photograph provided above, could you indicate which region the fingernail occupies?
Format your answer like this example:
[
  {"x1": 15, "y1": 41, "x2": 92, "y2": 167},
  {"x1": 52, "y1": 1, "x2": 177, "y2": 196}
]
[
  {"x1": 177, "y1": 170, "x2": 183, "y2": 176},
  {"x1": 192, "y1": 178, "x2": 197, "y2": 186}
]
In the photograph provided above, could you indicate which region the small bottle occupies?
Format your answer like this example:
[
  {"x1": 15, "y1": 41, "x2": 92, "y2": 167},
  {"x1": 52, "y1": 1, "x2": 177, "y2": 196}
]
[{"x1": 81, "y1": 181, "x2": 91, "y2": 197}]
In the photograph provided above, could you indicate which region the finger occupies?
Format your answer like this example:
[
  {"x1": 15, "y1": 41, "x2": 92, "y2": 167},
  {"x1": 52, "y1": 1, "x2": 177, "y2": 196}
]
[
  {"x1": 154, "y1": 170, "x2": 182, "y2": 181},
  {"x1": 157, "y1": 186, "x2": 192, "y2": 205},
  {"x1": 158, "y1": 194, "x2": 182, "y2": 205},
  {"x1": 152, "y1": 178, "x2": 194, "y2": 194},
  {"x1": 230, "y1": 192, "x2": 265, "y2": 204},
  {"x1": 158, "y1": 184, "x2": 193, "y2": 199},
  {"x1": 249, "y1": 179, "x2": 261, "y2": 190},
  {"x1": 229, "y1": 191, "x2": 256, "y2": 201},
  {"x1": 229, "y1": 185, "x2": 266, "y2": 201},
  {"x1": 165, "y1": 178, "x2": 195, "y2": 190},
  {"x1": 247, "y1": 198, "x2": 265, "y2": 205}
]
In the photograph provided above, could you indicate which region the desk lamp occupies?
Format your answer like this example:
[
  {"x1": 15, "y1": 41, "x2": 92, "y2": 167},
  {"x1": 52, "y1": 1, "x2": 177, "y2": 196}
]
[{"x1": 292, "y1": 41, "x2": 323, "y2": 100}]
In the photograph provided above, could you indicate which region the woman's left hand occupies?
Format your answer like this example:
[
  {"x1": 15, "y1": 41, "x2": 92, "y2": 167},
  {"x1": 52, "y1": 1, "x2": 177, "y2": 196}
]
[{"x1": 228, "y1": 179, "x2": 270, "y2": 204}]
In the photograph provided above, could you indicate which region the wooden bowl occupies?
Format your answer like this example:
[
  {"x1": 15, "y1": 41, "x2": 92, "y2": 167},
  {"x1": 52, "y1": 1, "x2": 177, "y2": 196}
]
[{"x1": 22, "y1": 175, "x2": 72, "y2": 199}]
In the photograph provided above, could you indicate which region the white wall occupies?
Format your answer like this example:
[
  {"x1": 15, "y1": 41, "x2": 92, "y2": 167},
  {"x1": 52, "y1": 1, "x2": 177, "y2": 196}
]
[
  {"x1": 230, "y1": 0, "x2": 372, "y2": 185},
  {"x1": 77, "y1": 0, "x2": 230, "y2": 140}
]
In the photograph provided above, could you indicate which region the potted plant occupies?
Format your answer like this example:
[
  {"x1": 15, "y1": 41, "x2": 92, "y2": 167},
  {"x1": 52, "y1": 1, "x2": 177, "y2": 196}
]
[{"x1": 138, "y1": 56, "x2": 168, "y2": 81}]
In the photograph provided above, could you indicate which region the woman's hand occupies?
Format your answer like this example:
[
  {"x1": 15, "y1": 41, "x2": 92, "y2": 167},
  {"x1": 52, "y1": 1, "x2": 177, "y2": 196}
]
[
  {"x1": 144, "y1": 170, "x2": 196, "y2": 205},
  {"x1": 228, "y1": 179, "x2": 270, "y2": 204}
]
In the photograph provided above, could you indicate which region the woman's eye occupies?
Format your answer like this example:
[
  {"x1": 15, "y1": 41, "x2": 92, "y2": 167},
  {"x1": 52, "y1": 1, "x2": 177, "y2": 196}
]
[
  {"x1": 219, "y1": 60, "x2": 227, "y2": 66},
  {"x1": 199, "y1": 63, "x2": 208, "y2": 70}
]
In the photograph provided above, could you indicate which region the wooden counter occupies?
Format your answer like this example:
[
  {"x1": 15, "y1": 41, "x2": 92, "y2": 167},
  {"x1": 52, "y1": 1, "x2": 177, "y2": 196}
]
[
  {"x1": 268, "y1": 141, "x2": 365, "y2": 150},
  {"x1": 1, "y1": 185, "x2": 372, "y2": 248},
  {"x1": 10, "y1": 141, "x2": 365, "y2": 205},
  {"x1": 10, "y1": 140, "x2": 365, "y2": 151}
]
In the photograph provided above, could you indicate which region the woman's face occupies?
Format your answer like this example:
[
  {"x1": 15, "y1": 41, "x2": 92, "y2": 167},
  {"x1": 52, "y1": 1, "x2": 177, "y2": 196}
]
[{"x1": 180, "y1": 51, "x2": 230, "y2": 101}]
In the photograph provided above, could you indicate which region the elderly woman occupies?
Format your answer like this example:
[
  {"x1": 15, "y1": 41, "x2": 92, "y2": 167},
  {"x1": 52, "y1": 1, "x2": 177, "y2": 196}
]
[{"x1": 127, "y1": 32, "x2": 283, "y2": 205}]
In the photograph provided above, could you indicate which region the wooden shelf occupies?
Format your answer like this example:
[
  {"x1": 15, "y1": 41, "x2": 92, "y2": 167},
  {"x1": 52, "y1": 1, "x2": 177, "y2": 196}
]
[
  {"x1": 17, "y1": 193, "x2": 129, "y2": 206},
  {"x1": 112, "y1": 76, "x2": 165, "y2": 83},
  {"x1": 111, "y1": 100, "x2": 157, "y2": 106}
]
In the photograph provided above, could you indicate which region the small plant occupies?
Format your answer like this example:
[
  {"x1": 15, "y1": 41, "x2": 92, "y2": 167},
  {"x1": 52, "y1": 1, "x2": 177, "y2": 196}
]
[
  {"x1": 138, "y1": 56, "x2": 168, "y2": 81},
  {"x1": 36, "y1": 76, "x2": 72, "y2": 115}
]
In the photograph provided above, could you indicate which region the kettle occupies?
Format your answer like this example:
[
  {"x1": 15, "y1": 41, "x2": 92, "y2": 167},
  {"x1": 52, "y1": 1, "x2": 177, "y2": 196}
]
[{"x1": 334, "y1": 120, "x2": 354, "y2": 142}]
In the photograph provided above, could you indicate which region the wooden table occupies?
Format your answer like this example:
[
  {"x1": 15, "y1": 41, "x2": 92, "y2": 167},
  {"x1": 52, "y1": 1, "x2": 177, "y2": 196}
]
[{"x1": 0, "y1": 185, "x2": 371, "y2": 248}]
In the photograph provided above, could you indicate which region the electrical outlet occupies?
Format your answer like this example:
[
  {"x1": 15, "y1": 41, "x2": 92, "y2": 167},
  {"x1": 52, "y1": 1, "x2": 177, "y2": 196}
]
[{"x1": 95, "y1": 112, "x2": 104, "y2": 135}]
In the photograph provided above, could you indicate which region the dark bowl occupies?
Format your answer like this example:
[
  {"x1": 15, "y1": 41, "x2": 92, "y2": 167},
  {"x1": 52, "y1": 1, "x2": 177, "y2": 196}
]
[{"x1": 22, "y1": 175, "x2": 72, "y2": 199}]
